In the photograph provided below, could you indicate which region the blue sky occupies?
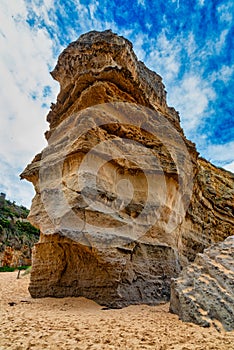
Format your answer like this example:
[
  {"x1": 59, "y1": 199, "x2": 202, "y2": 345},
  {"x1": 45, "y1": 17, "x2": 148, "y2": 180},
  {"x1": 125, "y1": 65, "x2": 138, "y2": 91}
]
[{"x1": 0, "y1": 0, "x2": 233, "y2": 207}]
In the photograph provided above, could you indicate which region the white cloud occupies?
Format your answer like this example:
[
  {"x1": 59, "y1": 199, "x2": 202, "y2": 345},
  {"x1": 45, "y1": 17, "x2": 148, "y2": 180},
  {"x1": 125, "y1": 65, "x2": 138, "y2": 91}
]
[
  {"x1": 214, "y1": 29, "x2": 228, "y2": 54},
  {"x1": 75, "y1": 0, "x2": 118, "y2": 34},
  {"x1": 137, "y1": 0, "x2": 145, "y2": 7},
  {"x1": 0, "y1": 160, "x2": 35, "y2": 207},
  {"x1": 0, "y1": 0, "x2": 59, "y2": 206},
  {"x1": 132, "y1": 32, "x2": 149, "y2": 62},
  {"x1": 224, "y1": 161, "x2": 234, "y2": 173},
  {"x1": 140, "y1": 30, "x2": 216, "y2": 136},
  {"x1": 141, "y1": 29, "x2": 230, "y2": 143},
  {"x1": 170, "y1": 0, "x2": 180, "y2": 9},
  {"x1": 217, "y1": 2, "x2": 233, "y2": 24},
  {"x1": 205, "y1": 141, "x2": 234, "y2": 164},
  {"x1": 197, "y1": 0, "x2": 205, "y2": 7},
  {"x1": 169, "y1": 74, "x2": 216, "y2": 132},
  {"x1": 146, "y1": 30, "x2": 181, "y2": 81},
  {"x1": 26, "y1": 0, "x2": 54, "y2": 28},
  {"x1": 196, "y1": 140, "x2": 234, "y2": 174},
  {"x1": 210, "y1": 64, "x2": 234, "y2": 84},
  {"x1": 196, "y1": 28, "x2": 229, "y2": 61}
]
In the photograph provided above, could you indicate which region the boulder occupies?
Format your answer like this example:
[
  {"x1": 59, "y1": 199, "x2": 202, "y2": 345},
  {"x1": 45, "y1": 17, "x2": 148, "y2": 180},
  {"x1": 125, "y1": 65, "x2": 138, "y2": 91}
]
[{"x1": 170, "y1": 236, "x2": 234, "y2": 331}]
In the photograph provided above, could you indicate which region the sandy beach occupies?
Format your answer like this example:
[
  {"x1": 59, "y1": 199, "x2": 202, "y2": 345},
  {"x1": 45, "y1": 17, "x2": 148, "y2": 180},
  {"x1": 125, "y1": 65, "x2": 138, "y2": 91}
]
[{"x1": 0, "y1": 272, "x2": 233, "y2": 350}]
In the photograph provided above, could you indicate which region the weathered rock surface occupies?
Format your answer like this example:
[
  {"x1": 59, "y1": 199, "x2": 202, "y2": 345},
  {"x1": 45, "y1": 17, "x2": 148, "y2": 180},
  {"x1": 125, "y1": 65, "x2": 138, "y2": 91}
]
[
  {"x1": 170, "y1": 236, "x2": 234, "y2": 331},
  {"x1": 183, "y1": 157, "x2": 234, "y2": 262},
  {"x1": 21, "y1": 30, "x2": 234, "y2": 307}
]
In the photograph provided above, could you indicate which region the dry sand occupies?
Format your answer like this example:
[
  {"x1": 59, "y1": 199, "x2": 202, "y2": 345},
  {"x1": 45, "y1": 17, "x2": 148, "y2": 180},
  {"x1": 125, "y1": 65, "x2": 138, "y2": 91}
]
[{"x1": 0, "y1": 272, "x2": 233, "y2": 350}]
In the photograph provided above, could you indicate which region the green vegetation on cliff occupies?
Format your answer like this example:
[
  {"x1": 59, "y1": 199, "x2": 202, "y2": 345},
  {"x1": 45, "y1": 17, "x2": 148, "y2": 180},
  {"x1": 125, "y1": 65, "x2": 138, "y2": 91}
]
[{"x1": 0, "y1": 193, "x2": 39, "y2": 266}]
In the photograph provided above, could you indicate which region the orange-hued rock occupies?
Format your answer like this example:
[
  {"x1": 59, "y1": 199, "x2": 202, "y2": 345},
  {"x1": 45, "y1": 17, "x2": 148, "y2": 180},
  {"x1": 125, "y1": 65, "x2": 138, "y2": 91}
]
[
  {"x1": 0, "y1": 246, "x2": 31, "y2": 267},
  {"x1": 21, "y1": 30, "x2": 234, "y2": 307}
]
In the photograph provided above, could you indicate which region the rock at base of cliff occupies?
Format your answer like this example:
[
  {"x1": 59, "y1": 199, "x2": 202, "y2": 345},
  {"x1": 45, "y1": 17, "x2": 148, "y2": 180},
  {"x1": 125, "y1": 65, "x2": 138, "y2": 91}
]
[
  {"x1": 170, "y1": 236, "x2": 234, "y2": 331},
  {"x1": 29, "y1": 235, "x2": 181, "y2": 307}
]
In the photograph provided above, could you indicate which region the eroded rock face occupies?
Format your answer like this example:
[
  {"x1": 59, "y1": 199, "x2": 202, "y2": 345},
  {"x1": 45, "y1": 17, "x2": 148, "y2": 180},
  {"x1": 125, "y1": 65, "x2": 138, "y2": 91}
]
[
  {"x1": 182, "y1": 157, "x2": 234, "y2": 262},
  {"x1": 21, "y1": 30, "x2": 234, "y2": 307},
  {"x1": 170, "y1": 236, "x2": 234, "y2": 331}
]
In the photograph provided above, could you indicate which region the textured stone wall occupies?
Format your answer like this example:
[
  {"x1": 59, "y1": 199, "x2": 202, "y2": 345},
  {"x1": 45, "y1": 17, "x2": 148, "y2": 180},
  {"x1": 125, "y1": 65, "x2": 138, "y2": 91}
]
[
  {"x1": 21, "y1": 30, "x2": 234, "y2": 307},
  {"x1": 170, "y1": 236, "x2": 234, "y2": 331}
]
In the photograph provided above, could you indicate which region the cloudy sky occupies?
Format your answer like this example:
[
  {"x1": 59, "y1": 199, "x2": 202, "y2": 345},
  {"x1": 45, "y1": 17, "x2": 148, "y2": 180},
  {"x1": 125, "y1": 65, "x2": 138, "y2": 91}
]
[{"x1": 0, "y1": 0, "x2": 233, "y2": 207}]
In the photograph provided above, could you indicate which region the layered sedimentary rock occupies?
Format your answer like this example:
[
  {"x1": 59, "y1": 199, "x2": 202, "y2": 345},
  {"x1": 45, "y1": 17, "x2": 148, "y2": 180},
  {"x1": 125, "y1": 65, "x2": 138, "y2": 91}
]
[
  {"x1": 21, "y1": 30, "x2": 234, "y2": 307},
  {"x1": 170, "y1": 236, "x2": 234, "y2": 331},
  {"x1": 183, "y1": 157, "x2": 234, "y2": 262}
]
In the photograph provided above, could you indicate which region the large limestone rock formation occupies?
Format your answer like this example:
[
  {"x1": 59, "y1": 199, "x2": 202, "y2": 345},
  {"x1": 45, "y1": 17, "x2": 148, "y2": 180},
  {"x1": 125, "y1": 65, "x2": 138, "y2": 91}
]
[
  {"x1": 170, "y1": 236, "x2": 234, "y2": 331},
  {"x1": 21, "y1": 30, "x2": 234, "y2": 307}
]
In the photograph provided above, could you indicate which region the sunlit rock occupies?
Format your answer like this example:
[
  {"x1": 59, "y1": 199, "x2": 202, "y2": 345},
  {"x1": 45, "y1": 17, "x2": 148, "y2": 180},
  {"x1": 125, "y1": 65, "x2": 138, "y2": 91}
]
[{"x1": 21, "y1": 30, "x2": 234, "y2": 307}]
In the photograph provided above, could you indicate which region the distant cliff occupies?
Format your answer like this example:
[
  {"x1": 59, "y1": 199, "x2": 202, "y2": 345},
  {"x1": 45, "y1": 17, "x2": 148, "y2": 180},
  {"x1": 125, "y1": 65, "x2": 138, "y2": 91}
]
[{"x1": 0, "y1": 193, "x2": 39, "y2": 267}]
